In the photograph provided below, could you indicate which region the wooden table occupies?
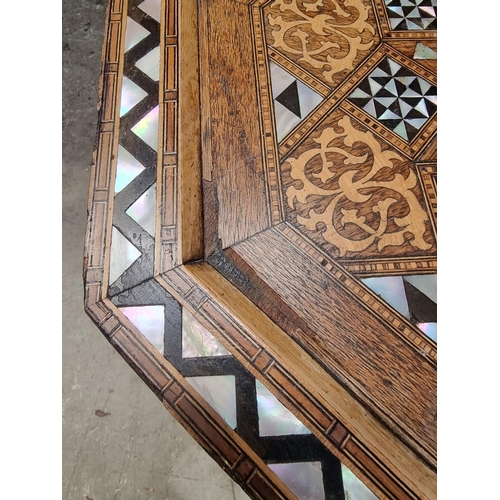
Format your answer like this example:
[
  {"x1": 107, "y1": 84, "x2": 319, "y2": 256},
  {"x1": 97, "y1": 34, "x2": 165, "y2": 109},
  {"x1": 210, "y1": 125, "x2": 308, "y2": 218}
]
[{"x1": 84, "y1": 0, "x2": 437, "y2": 497}]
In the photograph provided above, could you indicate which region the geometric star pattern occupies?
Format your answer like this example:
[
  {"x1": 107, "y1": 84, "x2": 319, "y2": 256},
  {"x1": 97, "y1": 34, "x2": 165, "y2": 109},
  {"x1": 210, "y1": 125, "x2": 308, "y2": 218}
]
[
  {"x1": 347, "y1": 57, "x2": 437, "y2": 142},
  {"x1": 385, "y1": 0, "x2": 437, "y2": 31}
]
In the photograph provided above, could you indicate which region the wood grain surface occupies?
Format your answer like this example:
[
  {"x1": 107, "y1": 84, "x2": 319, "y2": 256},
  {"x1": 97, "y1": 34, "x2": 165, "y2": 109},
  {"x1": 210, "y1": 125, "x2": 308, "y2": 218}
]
[
  {"x1": 199, "y1": 0, "x2": 270, "y2": 250},
  {"x1": 231, "y1": 227, "x2": 436, "y2": 463},
  {"x1": 178, "y1": 0, "x2": 203, "y2": 263}
]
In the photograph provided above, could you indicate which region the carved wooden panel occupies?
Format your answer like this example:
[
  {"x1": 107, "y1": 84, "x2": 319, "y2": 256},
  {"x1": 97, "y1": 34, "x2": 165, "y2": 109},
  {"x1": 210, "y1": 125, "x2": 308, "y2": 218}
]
[{"x1": 84, "y1": 0, "x2": 437, "y2": 498}]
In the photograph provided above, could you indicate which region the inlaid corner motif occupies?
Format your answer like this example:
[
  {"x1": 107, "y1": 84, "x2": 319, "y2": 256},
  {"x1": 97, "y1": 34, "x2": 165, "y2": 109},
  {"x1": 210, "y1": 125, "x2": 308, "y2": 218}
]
[
  {"x1": 282, "y1": 109, "x2": 436, "y2": 259},
  {"x1": 264, "y1": 0, "x2": 380, "y2": 87}
]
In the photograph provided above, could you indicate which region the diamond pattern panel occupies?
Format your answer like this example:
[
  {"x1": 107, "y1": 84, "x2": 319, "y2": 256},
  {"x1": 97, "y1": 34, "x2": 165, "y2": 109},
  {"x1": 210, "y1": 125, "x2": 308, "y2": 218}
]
[
  {"x1": 270, "y1": 62, "x2": 323, "y2": 142},
  {"x1": 125, "y1": 183, "x2": 157, "y2": 236},
  {"x1": 131, "y1": 106, "x2": 159, "y2": 151},
  {"x1": 114, "y1": 145, "x2": 145, "y2": 193},
  {"x1": 186, "y1": 375, "x2": 238, "y2": 429},
  {"x1": 138, "y1": 0, "x2": 161, "y2": 22},
  {"x1": 124, "y1": 16, "x2": 150, "y2": 51},
  {"x1": 256, "y1": 380, "x2": 311, "y2": 437},
  {"x1": 109, "y1": 227, "x2": 141, "y2": 285},
  {"x1": 385, "y1": 0, "x2": 437, "y2": 31},
  {"x1": 347, "y1": 57, "x2": 436, "y2": 142},
  {"x1": 269, "y1": 462, "x2": 325, "y2": 500},
  {"x1": 341, "y1": 464, "x2": 379, "y2": 500},
  {"x1": 135, "y1": 46, "x2": 160, "y2": 81},
  {"x1": 120, "y1": 77, "x2": 148, "y2": 116}
]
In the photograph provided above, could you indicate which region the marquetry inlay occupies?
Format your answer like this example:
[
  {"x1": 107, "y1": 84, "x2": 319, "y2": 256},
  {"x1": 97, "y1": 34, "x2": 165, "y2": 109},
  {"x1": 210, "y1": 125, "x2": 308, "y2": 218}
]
[{"x1": 85, "y1": 0, "x2": 438, "y2": 498}]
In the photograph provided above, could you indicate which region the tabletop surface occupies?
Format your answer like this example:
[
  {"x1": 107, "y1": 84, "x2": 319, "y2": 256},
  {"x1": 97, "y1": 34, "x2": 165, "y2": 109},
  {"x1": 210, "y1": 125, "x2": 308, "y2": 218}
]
[{"x1": 84, "y1": 0, "x2": 437, "y2": 498}]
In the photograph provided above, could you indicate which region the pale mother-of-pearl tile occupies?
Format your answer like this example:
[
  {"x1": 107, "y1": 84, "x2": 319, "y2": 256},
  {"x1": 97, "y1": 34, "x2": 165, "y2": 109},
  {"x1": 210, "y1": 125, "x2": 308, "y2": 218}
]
[
  {"x1": 186, "y1": 375, "x2": 237, "y2": 429},
  {"x1": 125, "y1": 184, "x2": 156, "y2": 237},
  {"x1": 119, "y1": 305, "x2": 165, "y2": 353},
  {"x1": 109, "y1": 226, "x2": 141, "y2": 285}
]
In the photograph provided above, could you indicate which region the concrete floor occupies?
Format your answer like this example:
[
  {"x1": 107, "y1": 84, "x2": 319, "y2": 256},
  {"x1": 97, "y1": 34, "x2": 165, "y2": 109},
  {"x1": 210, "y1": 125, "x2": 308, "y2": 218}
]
[{"x1": 62, "y1": 1, "x2": 249, "y2": 498}]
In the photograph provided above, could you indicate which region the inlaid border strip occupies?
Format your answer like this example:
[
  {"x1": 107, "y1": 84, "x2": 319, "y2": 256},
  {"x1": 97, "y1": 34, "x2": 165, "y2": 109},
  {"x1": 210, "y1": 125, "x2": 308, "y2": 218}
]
[
  {"x1": 156, "y1": 0, "x2": 179, "y2": 272},
  {"x1": 250, "y1": 2, "x2": 285, "y2": 225},
  {"x1": 84, "y1": 0, "x2": 126, "y2": 300},
  {"x1": 106, "y1": 0, "x2": 161, "y2": 297},
  {"x1": 341, "y1": 255, "x2": 437, "y2": 276},
  {"x1": 156, "y1": 0, "x2": 204, "y2": 271},
  {"x1": 416, "y1": 163, "x2": 437, "y2": 236}
]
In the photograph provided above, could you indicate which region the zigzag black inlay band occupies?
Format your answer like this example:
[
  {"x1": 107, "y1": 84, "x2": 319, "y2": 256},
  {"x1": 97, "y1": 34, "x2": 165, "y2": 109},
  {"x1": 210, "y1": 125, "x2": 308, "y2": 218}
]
[
  {"x1": 110, "y1": 0, "x2": 161, "y2": 296},
  {"x1": 111, "y1": 279, "x2": 350, "y2": 500}
]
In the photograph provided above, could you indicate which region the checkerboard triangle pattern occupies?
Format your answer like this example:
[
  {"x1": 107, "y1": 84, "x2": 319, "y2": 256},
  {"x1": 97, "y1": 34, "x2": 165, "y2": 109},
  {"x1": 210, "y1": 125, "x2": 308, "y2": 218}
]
[
  {"x1": 348, "y1": 57, "x2": 436, "y2": 142},
  {"x1": 385, "y1": 0, "x2": 437, "y2": 31}
]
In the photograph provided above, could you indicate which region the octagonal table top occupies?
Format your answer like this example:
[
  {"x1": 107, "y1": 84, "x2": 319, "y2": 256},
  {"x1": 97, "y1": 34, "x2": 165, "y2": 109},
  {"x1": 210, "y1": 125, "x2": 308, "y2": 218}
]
[{"x1": 84, "y1": 0, "x2": 437, "y2": 497}]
